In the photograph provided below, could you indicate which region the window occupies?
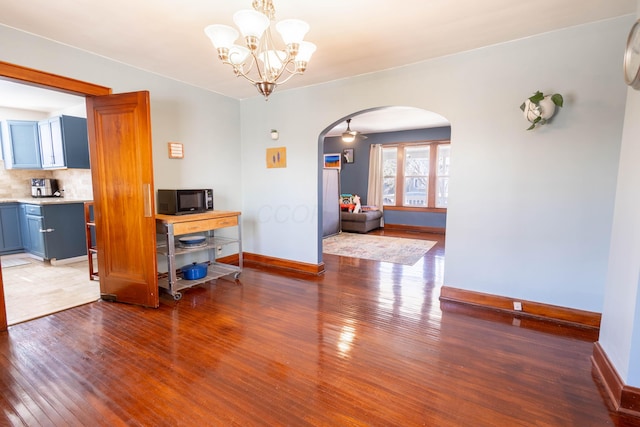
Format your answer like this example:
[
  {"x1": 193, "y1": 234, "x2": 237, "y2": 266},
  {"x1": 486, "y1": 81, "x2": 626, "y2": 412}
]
[
  {"x1": 382, "y1": 147, "x2": 397, "y2": 205},
  {"x1": 382, "y1": 141, "x2": 450, "y2": 210}
]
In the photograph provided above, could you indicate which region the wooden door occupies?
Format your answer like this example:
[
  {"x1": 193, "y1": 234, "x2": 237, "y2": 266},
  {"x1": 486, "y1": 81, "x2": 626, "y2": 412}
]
[{"x1": 86, "y1": 91, "x2": 159, "y2": 308}]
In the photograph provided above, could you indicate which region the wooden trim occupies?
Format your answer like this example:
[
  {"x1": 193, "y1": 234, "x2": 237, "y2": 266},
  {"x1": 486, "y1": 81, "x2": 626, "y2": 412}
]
[
  {"x1": 0, "y1": 264, "x2": 6, "y2": 332},
  {"x1": 592, "y1": 342, "x2": 640, "y2": 418},
  {"x1": 0, "y1": 61, "x2": 111, "y2": 96},
  {"x1": 592, "y1": 342, "x2": 624, "y2": 410},
  {"x1": 384, "y1": 223, "x2": 446, "y2": 235},
  {"x1": 384, "y1": 206, "x2": 447, "y2": 214},
  {"x1": 439, "y1": 286, "x2": 601, "y2": 329},
  {"x1": 215, "y1": 254, "x2": 240, "y2": 265},
  {"x1": 243, "y1": 253, "x2": 325, "y2": 275},
  {"x1": 428, "y1": 143, "x2": 437, "y2": 208}
]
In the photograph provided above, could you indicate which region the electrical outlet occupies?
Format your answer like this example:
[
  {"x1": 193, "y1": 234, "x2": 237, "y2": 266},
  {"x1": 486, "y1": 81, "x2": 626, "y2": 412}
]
[{"x1": 513, "y1": 301, "x2": 522, "y2": 311}]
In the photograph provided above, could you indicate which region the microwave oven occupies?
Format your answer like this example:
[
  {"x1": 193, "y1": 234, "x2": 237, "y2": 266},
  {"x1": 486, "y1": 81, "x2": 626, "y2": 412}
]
[{"x1": 157, "y1": 189, "x2": 213, "y2": 215}]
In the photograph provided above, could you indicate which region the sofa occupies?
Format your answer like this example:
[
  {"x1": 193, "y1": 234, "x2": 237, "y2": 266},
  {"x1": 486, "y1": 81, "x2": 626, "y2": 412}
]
[{"x1": 341, "y1": 210, "x2": 383, "y2": 233}]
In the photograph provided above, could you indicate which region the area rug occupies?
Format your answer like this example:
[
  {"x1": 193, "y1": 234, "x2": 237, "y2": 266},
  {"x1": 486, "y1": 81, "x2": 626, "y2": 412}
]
[{"x1": 323, "y1": 233, "x2": 437, "y2": 265}]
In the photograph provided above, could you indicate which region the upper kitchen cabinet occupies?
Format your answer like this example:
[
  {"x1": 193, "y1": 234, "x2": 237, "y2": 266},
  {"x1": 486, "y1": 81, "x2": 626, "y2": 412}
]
[
  {"x1": 38, "y1": 115, "x2": 90, "y2": 169},
  {"x1": 0, "y1": 120, "x2": 42, "y2": 169},
  {"x1": 1, "y1": 116, "x2": 90, "y2": 170}
]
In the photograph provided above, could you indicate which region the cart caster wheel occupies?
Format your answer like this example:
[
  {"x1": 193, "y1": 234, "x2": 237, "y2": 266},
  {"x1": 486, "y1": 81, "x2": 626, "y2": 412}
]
[
  {"x1": 173, "y1": 292, "x2": 182, "y2": 301},
  {"x1": 233, "y1": 272, "x2": 241, "y2": 279}
]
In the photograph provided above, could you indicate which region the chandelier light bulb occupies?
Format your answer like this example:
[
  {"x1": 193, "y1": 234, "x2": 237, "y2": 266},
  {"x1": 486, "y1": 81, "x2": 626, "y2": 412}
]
[
  {"x1": 233, "y1": 10, "x2": 270, "y2": 39},
  {"x1": 259, "y1": 50, "x2": 286, "y2": 71},
  {"x1": 275, "y1": 19, "x2": 310, "y2": 45},
  {"x1": 228, "y1": 45, "x2": 250, "y2": 65},
  {"x1": 205, "y1": 0, "x2": 316, "y2": 99},
  {"x1": 204, "y1": 25, "x2": 239, "y2": 49},
  {"x1": 295, "y1": 41, "x2": 316, "y2": 62}
]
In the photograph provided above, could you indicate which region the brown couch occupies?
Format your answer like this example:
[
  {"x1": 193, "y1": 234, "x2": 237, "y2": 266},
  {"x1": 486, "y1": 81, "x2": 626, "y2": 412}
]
[{"x1": 341, "y1": 210, "x2": 383, "y2": 233}]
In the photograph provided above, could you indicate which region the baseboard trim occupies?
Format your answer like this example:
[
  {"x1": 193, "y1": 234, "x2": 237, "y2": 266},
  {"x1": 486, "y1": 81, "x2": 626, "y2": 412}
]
[
  {"x1": 50, "y1": 255, "x2": 87, "y2": 266},
  {"x1": 242, "y1": 252, "x2": 325, "y2": 275},
  {"x1": 592, "y1": 342, "x2": 640, "y2": 418},
  {"x1": 383, "y1": 223, "x2": 445, "y2": 234},
  {"x1": 439, "y1": 286, "x2": 601, "y2": 329},
  {"x1": 215, "y1": 254, "x2": 240, "y2": 265}
]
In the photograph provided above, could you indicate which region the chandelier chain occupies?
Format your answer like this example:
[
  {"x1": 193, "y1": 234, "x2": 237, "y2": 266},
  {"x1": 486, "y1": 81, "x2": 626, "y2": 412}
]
[{"x1": 252, "y1": 0, "x2": 275, "y2": 19}]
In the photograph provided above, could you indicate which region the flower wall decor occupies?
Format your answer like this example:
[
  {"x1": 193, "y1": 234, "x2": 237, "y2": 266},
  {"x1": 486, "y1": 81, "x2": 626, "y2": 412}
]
[{"x1": 520, "y1": 91, "x2": 564, "y2": 130}]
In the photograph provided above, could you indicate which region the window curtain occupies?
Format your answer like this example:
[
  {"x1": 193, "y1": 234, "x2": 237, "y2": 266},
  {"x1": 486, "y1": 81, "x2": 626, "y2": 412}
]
[{"x1": 367, "y1": 144, "x2": 384, "y2": 226}]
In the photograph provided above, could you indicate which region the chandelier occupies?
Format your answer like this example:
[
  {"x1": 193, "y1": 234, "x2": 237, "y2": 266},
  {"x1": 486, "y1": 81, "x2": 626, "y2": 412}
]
[{"x1": 204, "y1": 0, "x2": 316, "y2": 99}]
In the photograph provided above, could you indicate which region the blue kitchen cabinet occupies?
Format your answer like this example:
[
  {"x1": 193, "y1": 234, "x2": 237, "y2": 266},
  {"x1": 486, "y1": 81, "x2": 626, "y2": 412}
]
[
  {"x1": 21, "y1": 203, "x2": 87, "y2": 261},
  {"x1": 1, "y1": 121, "x2": 42, "y2": 169},
  {"x1": 18, "y1": 204, "x2": 30, "y2": 253},
  {"x1": 38, "y1": 116, "x2": 90, "y2": 169},
  {"x1": 38, "y1": 119, "x2": 65, "y2": 169},
  {"x1": 0, "y1": 203, "x2": 23, "y2": 255},
  {"x1": 1, "y1": 116, "x2": 89, "y2": 170},
  {"x1": 23, "y1": 204, "x2": 45, "y2": 257}
]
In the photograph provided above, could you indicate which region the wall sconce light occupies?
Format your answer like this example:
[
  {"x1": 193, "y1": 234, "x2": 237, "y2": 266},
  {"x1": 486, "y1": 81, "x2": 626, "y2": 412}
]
[{"x1": 271, "y1": 129, "x2": 279, "y2": 140}]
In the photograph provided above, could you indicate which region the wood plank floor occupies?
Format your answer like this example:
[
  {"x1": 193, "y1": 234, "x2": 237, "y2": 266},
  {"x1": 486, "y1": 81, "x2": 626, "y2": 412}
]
[{"x1": 0, "y1": 230, "x2": 638, "y2": 426}]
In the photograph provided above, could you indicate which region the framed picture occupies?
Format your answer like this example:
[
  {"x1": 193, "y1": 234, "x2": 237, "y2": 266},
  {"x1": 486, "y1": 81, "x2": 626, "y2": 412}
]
[
  {"x1": 266, "y1": 146, "x2": 286, "y2": 168},
  {"x1": 343, "y1": 148, "x2": 354, "y2": 164},
  {"x1": 324, "y1": 153, "x2": 341, "y2": 169},
  {"x1": 168, "y1": 142, "x2": 184, "y2": 159}
]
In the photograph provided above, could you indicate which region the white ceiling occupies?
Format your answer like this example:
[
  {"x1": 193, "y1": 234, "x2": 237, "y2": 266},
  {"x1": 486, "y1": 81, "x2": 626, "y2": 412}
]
[
  {"x1": 0, "y1": 0, "x2": 635, "y2": 134},
  {"x1": 0, "y1": 80, "x2": 85, "y2": 114}
]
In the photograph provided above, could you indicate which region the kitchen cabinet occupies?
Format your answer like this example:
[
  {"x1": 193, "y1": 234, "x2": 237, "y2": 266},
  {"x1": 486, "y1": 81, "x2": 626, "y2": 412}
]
[
  {"x1": 0, "y1": 120, "x2": 42, "y2": 169},
  {"x1": 24, "y1": 207, "x2": 45, "y2": 257},
  {"x1": 1, "y1": 116, "x2": 89, "y2": 170},
  {"x1": 156, "y1": 211, "x2": 242, "y2": 300},
  {"x1": 38, "y1": 116, "x2": 90, "y2": 169},
  {"x1": 18, "y1": 204, "x2": 29, "y2": 252},
  {"x1": 21, "y1": 203, "x2": 87, "y2": 261},
  {"x1": 0, "y1": 203, "x2": 23, "y2": 255}
]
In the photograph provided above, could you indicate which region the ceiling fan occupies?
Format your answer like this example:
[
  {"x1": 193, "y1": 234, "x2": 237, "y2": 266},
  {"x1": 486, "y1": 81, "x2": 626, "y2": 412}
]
[{"x1": 342, "y1": 118, "x2": 367, "y2": 143}]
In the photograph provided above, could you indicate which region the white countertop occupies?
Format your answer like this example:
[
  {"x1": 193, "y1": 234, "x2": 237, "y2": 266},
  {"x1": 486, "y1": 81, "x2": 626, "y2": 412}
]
[{"x1": 0, "y1": 198, "x2": 92, "y2": 205}]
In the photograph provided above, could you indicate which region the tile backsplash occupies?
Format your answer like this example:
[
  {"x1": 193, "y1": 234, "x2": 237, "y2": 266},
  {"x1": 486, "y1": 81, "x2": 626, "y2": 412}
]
[{"x1": 0, "y1": 160, "x2": 93, "y2": 200}]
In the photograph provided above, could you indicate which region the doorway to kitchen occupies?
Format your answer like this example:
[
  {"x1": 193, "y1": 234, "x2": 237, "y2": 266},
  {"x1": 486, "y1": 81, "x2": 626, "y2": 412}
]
[{"x1": 1, "y1": 61, "x2": 160, "y2": 330}]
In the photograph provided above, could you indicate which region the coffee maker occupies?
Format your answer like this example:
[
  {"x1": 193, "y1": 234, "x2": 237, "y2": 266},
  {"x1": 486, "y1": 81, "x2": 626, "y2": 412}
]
[{"x1": 31, "y1": 178, "x2": 60, "y2": 197}]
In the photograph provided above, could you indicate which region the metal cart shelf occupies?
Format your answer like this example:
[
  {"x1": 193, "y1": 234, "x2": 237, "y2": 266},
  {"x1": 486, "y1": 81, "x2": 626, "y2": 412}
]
[{"x1": 155, "y1": 211, "x2": 242, "y2": 300}]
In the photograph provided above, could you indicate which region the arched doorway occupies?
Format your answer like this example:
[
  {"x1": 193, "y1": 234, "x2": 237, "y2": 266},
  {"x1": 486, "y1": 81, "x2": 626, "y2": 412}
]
[{"x1": 317, "y1": 106, "x2": 451, "y2": 262}]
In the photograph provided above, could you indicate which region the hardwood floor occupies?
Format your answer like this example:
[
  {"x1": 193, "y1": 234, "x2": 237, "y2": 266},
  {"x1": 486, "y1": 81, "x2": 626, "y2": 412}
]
[{"x1": 0, "y1": 230, "x2": 638, "y2": 426}]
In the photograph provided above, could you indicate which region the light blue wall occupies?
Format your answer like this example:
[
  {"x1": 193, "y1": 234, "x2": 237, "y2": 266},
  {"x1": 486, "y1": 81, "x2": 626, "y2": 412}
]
[
  {"x1": 240, "y1": 16, "x2": 631, "y2": 314},
  {"x1": 0, "y1": 24, "x2": 242, "y2": 215},
  {"x1": 599, "y1": 3, "x2": 640, "y2": 387}
]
